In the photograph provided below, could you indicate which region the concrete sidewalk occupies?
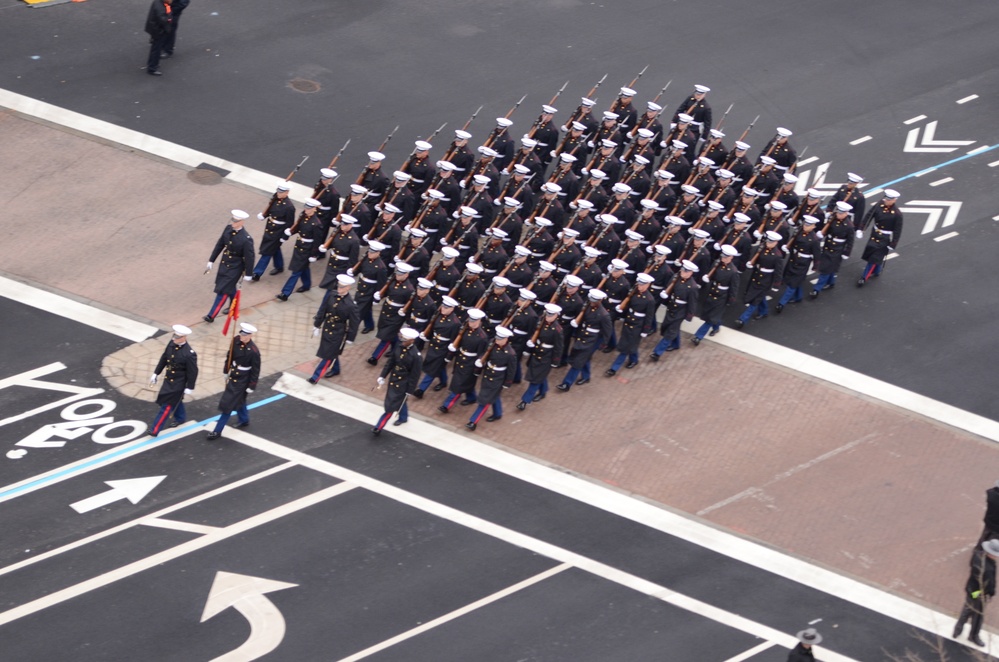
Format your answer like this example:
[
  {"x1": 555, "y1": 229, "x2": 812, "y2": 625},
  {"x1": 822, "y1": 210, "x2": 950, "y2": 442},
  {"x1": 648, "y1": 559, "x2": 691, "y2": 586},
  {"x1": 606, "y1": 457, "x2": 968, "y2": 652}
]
[{"x1": 2, "y1": 106, "x2": 995, "y2": 635}]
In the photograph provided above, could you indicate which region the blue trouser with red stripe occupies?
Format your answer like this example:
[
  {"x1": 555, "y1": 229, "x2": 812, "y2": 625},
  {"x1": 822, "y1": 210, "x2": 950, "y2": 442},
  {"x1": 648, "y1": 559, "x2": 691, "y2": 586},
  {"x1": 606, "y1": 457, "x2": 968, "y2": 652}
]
[
  {"x1": 150, "y1": 401, "x2": 186, "y2": 436},
  {"x1": 469, "y1": 398, "x2": 502, "y2": 424}
]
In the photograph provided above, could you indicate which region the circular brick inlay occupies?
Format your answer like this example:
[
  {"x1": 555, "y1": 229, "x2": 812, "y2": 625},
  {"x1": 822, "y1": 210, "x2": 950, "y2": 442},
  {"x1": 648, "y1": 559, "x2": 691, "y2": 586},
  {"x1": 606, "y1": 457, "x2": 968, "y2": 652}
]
[
  {"x1": 289, "y1": 78, "x2": 321, "y2": 94},
  {"x1": 187, "y1": 168, "x2": 223, "y2": 185}
]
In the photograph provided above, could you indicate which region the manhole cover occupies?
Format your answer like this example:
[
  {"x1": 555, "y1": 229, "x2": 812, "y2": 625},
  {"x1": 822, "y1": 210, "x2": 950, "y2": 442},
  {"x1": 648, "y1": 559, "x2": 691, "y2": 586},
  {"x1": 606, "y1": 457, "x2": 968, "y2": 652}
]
[
  {"x1": 188, "y1": 168, "x2": 223, "y2": 185},
  {"x1": 289, "y1": 78, "x2": 321, "y2": 93}
]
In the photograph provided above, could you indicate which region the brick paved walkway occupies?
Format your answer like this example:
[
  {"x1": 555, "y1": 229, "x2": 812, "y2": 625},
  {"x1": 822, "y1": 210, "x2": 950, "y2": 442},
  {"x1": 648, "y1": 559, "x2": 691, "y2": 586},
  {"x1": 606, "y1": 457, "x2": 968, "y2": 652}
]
[{"x1": 3, "y1": 108, "x2": 995, "y2": 631}]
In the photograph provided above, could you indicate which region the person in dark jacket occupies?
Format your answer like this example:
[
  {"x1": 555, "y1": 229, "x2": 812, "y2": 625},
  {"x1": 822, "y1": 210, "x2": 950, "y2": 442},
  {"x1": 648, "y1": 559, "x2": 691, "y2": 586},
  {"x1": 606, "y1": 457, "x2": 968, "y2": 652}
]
[
  {"x1": 953, "y1": 539, "x2": 999, "y2": 647},
  {"x1": 809, "y1": 202, "x2": 855, "y2": 298},
  {"x1": 692, "y1": 245, "x2": 741, "y2": 344},
  {"x1": 207, "y1": 323, "x2": 260, "y2": 440},
  {"x1": 162, "y1": 0, "x2": 189, "y2": 58},
  {"x1": 466, "y1": 326, "x2": 517, "y2": 431},
  {"x1": 856, "y1": 189, "x2": 903, "y2": 286},
  {"x1": 980, "y1": 480, "x2": 999, "y2": 543},
  {"x1": 516, "y1": 303, "x2": 564, "y2": 410},
  {"x1": 413, "y1": 296, "x2": 461, "y2": 397},
  {"x1": 372, "y1": 328, "x2": 423, "y2": 434},
  {"x1": 277, "y1": 199, "x2": 325, "y2": 301},
  {"x1": 557, "y1": 289, "x2": 613, "y2": 391},
  {"x1": 148, "y1": 324, "x2": 198, "y2": 436},
  {"x1": 204, "y1": 210, "x2": 255, "y2": 323},
  {"x1": 309, "y1": 274, "x2": 359, "y2": 382},
  {"x1": 438, "y1": 308, "x2": 489, "y2": 412},
  {"x1": 606, "y1": 272, "x2": 657, "y2": 374},
  {"x1": 251, "y1": 183, "x2": 295, "y2": 280},
  {"x1": 144, "y1": 0, "x2": 173, "y2": 76},
  {"x1": 787, "y1": 627, "x2": 822, "y2": 661}
]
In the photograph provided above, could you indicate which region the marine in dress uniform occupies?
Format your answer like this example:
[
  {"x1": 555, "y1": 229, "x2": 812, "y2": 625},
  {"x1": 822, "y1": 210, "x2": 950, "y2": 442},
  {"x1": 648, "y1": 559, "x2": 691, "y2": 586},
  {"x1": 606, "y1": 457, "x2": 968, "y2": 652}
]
[
  {"x1": 357, "y1": 151, "x2": 390, "y2": 203},
  {"x1": 462, "y1": 175, "x2": 495, "y2": 231},
  {"x1": 505, "y1": 288, "x2": 539, "y2": 383},
  {"x1": 413, "y1": 296, "x2": 462, "y2": 397},
  {"x1": 557, "y1": 288, "x2": 613, "y2": 390},
  {"x1": 825, "y1": 172, "x2": 866, "y2": 226},
  {"x1": 466, "y1": 326, "x2": 518, "y2": 430},
  {"x1": 368, "y1": 262, "x2": 417, "y2": 364},
  {"x1": 148, "y1": 325, "x2": 198, "y2": 436},
  {"x1": 698, "y1": 130, "x2": 730, "y2": 171},
  {"x1": 207, "y1": 323, "x2": 261, "y2": 439},
  {"x1": 450, "y1": 263, "x2": 486, "y2": 311},
  {"x1": 673, "y1": 84, "x2": 713, "y2": 145},
  {"x1": 380, "y1": 171, "x2": 417, "y2": 224},
  {"x1": 581, "y1": 141, "x2": 622, "y2": 186},
  {"x1": 251, "y1": 184, "x2": 294, "y2": 280},
  {"x1": 428, "y1": 246, "x2": 462, "y2": 302},
  {"x1": 366, "y1": 203, "x2": 404, "y2": 262},
  {"x1": 393, "y1": 228, "x2": 431, "y2": 281},
  {"x1": 757, "y1": 127, "x2": 797, "y2": 172},
  {"x1": 775, "y1": 216, "x2": 821, "y2": 312},
  {"x1": 475, "y1": 229, "x2": 510, "y2": 278},
  {"x1": 628, "y1": 101, "x2": 665, "y2": 156},
  {"x1": 504, "y1": 245, "x2": 535, "y2": 289},
  {"x1": 480, "y1": 276, "x2": 514, "y2": 333},
  {"x1": 548, "y1": 152, "x2": 582, "y2": 201},
  {"x1": 447, "y1": 129, "x2": 475, "y2": 175},
  {"x1": 404, "y1": 140, "x2": 434, "y2": 197},
  {"x1": 521, "y1": 217, "x2": 556, "y2": 271},
  {"x1": 311, "y1": 167, "x2": 341, "y2": 233},
  {"x1": 553, "y1": 274, "x2": 585, "y2": 366},
  {"x1": 810, "y1": 202, "x2": 855, "y2": 298},
  {"x1": 204, "y1": 210, "x2": 255, "y2": 323},
  {"x1": 447, "y1": 206, "x2": 481, "y2": 270},
  {"x1": 412, "y1": 190, "x2": 450, "y2": 244},
  {"x1": 600, "y1": 259, "x2": 632, "y2": 352},
  {"x1": 692, "y1": 245, "x2": 741, "y2": 343},
  {"x1": 517, "y1": 303, "x2": 565, "y2": 409},
  {"x1": 659, "y1": 140, "x2": 693, "y2": 187},
  {"x1": 343, "y1": 184, "x2": 374, "y2": 238},
  {"x1": 402, "y1": 278, "x2": 438, "y2": 341},
  {"x1": 352, "y1": 240, "x2": 389, "y2": 333},
  {"x1": 431, "y1": 161, "x2": 463, "y2": 217},
  {"x1": 650, "y1": 261, "x2": 700, "y2": 358},
  {"x1": 309, "y1": 274, "x2": 360, "y2": 382},
  {"x1": 735, "y1": 231, "x2": 785, "y2": 328},
  {"x1": 276, "y1": 199, "x2": 324, "y2": 301},
  {"x1": 531, "y1": 184, "x2": 567, "y2": 231},
  {"x1": 550, "y1": 123, "x2": 589, "y2": 175},
  {"x1": 528, "y1": 260, "x2": 560, "y2": 306},
  {"x1": 317, "y1": 214, "x2": 361, "y2": 296},
  {"x1": 609, "y1": 87, "x2": 639, "y2": 134},
  {"x1": 438, "y1": 307, "x2": 490, "y2": 411},
  {"x1": 618, "y1": 230, "x2": 649, "y2": 282},
  {"x1": 856, "y1": 189, "x2": 903, "y2": 286},
  {"x1": 606, "y1": 272, "x2": 657, "y2": 374},
  {"x1": 486, "y1": 118, "x2": 516, "y2": 172},
  {"x1": 531, "y1": 105, "x2": 560, "y2": 169},
  {"x1": 372, "y1": 327, "x2": 423, "y2": 434}
]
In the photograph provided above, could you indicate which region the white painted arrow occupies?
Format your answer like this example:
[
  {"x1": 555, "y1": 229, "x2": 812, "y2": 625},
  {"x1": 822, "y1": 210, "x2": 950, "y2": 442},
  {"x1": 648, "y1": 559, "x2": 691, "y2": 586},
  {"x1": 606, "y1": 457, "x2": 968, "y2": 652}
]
[
  {"x1": 201, "y1": 571, "x2": 298, "y2": 662},
  {"x1": 793, "y1": 161, "x2": 846, "y2": 196},
  {"x1": 70, "y1": 476, "x2": 166, "y2": 513},
  {"x1": 904, "y1": 121, "x2": 974, "y2": 153},
  {"x1": 899, "y1": 200, "x2": 963, "y2": 234}
]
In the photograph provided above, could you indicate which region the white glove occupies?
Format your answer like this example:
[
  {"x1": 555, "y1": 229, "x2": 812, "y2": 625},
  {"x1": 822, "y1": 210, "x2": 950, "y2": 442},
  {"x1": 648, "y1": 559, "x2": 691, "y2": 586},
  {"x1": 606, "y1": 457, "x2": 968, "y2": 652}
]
[
  {"x1": 246, "y1": 388, "x2": 254, "y2": 394},
  {"x1": 713, "y1": 242, "x2": 721, "y2": 251},
  {"x1": 467, "y1": 255, "x2": 476, "y2": 263},
  {"x1": 702, "y1": 275, "x2": 710, "y2": 283},
  {"x1": 660, "y1": 290, "x2": 669, "y2": 300},
  {"x1": 361, "y1": 234, "x2": 369, "y2": 241},
  {"x1": 313, "y1": 328, "x2": 320, "y2": 337},
  {"x1": 781, "y1": 245, "x2": 789, "y2": 253},
  {"x1": 418, "y1": 333, "x2": 427, "y2": 341},
  {"x1": 447, "y1": 343, "x2": 457, "y2": 352},
  {"x1": 493, "y1": 199, "x2": 501, "y2": 206},
  {"x1": 319, "y1": 245, "x2": 328, "y2": 253},
  {"x1": 474, "y1": 359, "x2": 483, "y2": 368},
  {"x1": 645, "y1": 245, "x2": 653, "y2": 254},
  {"x1": 148, "y1": 373, "x2": 158, "y2": 386},
  {"x1": 615, "y1": 306, "x2": 624, "y2": 313},
  {"x1": 373, "y1": 292, "x2": 381, "y2": 302},
  {"x1": 526, "y1": 340, "x2": 535, "y2": 348},
  {"x1": 580, "y1": 168, "x2": 589, "y2": 176},
  {"x1": 257, "y1": 212, "x2": 265, "y2": 220},
  {"x1": 308, "y1": 257, "x2": 317, "y2": 263},
  {"x1": 672, "y1": 259, "x2": 681, "y2": 267},
  {"x1": 388, "y1": 261, "x2": 396, "y2": 269},
  {"x1": 205, "y1": 262, "x2": 213, "y2": 271},
  {"x1": 346, "y1": 268, "x2": 354, "y2": 276},
  {"x1": 752, "y1": 230, "x2": 762, "y2": 239},
  {"x1": 243, "y1": 275, "x2": 253, "y2": 281},
  {"x1": 346, "y1": 340, "x2": 353, "y2": 344},
  {"x1": 816, "y1": 231, "x2": 824, "y2": 240},
  {"x1": 586, "y1": 141, "x2": 594, "y2": 149},
  {"x1": 640, "y1": 333, "x2": 648, "y2": 338},
  {"x1": 398, "y1": 309, "x2": 407, "y2": 317},
  {"x1": 183, "y1": 388, "x2": 193, "y2": 395},
  {"x1": 377, "y1": 377, "x2": 385, "y2": 386},
  {"x1": 404, "y1": 224, "x2": 412, "y2": 232},
  {"x1": 570, "y1": 320, "x2": 579, "y2": 328},
  {"x1": 855, "y1": 230, "x2": 863, "y2": 239},
  {"x1": 284, "y1": 228, "x2": 292, "y2": 236},
  {"x1": 459, "y1": 180, "x2": 466, "y2": 189},
  {"x1": 440, "y1": 237, "x2": 449, "y2": 245}
]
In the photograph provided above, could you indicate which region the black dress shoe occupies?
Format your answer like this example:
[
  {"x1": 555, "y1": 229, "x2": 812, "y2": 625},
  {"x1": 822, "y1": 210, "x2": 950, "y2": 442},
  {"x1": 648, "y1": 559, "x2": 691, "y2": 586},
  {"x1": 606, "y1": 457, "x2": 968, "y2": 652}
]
[
  {"x1": 360, "y1": 327, "x2": 374, "y2": 334},
  {"x1": 856, "y1": 278, "x2": 866, "y2": 287},
  {"x1": 516, "y1": 401, "x2": 527, "y2": 411},
  {"x1": 168, "y1": 420, "x2": 181, "y2": 428},
  {"x1": 753, "y1": 313, "x2": 767, "y2": 320},
  {"x1": 412, "y1": 388, "x2": 424, "y2": 399},
  {"x1": 269, "y1": 267, "x2": 284, "y2": 276},
  {"x1": 486, "y1": 415, "x2": 502, "y2": 422},
  {"x1": 206, "y1": 431, "x2": 221, "y2": 440},
  {"x1": 808, "y1": 290, "x2": 819, "y2": 300},
  {"x1": 251, "y1": 274, "x2": 261, "y2": 282},
  {"x1": 296, "y1": 286, "x2": 311, "y2": 293},
  {"x1": 437, "y1": 405, "x2": 449, "y2": 414},
  {"x1": 556, "y1": 383, "x2": 570, "y2": 392},
  {"x1": 148, "y1": 69, "x2": 163, "y2": 76},
  {"x1": 532, "y1": 392, "x2": 545, "y2": 402},
  {"x1": 366, "y1": 356, "x2": 378, "y2": 366},
  {"x1": 465, "y1": 422, "x2": 477, "y2": 431},
  {"x1": 625, "y1": 360, "x2": 638, "y2": 369},
  {"x1": 276, "y1": 294, "x2": 289, "y2": 301},
  {"x1": 203, "y1": 314, "x2": 214, "y2": 323},
  {"x1": 459, "y1": 398, "x2": 476, "y2": 406},
  {"x1": 691, "y1": 337, "x2": 701, "y2": 346},
  {"x1": 432, "y1": 383, "x2": 447, "y2": 392},
  {"x1": 575, "y1": 377, "x2": 589, "y2": 386},
  {"x1": 371, "y1": 427, "x2": 381, "y2": 436},
  {"x1": 324, "y1": 368, "x2": 339, "y2": 378},
  {"x1": 774, "y1": 303, "x2": 783, "y2": 314},
  {"x1": 234, "y1": 421, "x2": 249, "y2": 429},
  {"x1": 307, "y1": 377, "x2": 318, "y2": 384},
  {"x1": 600, "y1": 346, "x2": 614, "y2": 353},
  {"x1": 649, "y1": 352, "x2": 660, "y2": 362},
  {"x1": 971, "y1": 634, "x2": 986, "y2": 647},
  {"x1": 953, "y1": 622, "x2": 964, "y2": 638},
  {"x1": 605, "y1": 369, "x2": 617, "y2": 377},
  {"x1": 823, "y1": 282, "x2": 835, "y2": 290},
  {"x1": 708, "y1": 328, "x2": 719, "y2": 336},
  {"x1": 392, "y1": 419, "x2": 406, "y2": 426},
  {"x1": 733, "y1": 319, "x2": 744, "y2": 329},
  {"x1": 160, "y1": 51, "x2": 172, "y2": 59}
]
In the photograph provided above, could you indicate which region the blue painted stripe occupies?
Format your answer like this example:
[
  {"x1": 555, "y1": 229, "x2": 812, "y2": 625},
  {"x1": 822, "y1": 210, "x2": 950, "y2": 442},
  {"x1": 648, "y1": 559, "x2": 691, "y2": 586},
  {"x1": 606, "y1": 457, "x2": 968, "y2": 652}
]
[
  {"x1": 0, "y1": 393, "x2": 287, "y2": 501},
  {"x1": 867, "y1": 144, "x2": 998, "y2": 192}
]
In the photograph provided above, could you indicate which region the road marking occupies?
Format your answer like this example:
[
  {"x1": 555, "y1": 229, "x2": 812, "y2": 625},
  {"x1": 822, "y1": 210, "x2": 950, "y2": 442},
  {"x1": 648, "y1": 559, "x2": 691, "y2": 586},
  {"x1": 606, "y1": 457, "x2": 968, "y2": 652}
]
[
  {"x1": 903, "y1": 121, "x2": 974, "y2": 153},
  {"x1": 0, "y1": 482, "x2": 356, "y2": 628},
  {"x1": 993, "y1": 215, "x2": 999, "y2": 221},
  {"x1": 956, "y1": 94, "x2": 979, "y2": 104},
  {"x1": 0, "y1": 462, "x2": 295, "y2": 579},
  {"x1": 143, "y1": 518, "x2": 221, "y2": 535},
  {"x1": 200, "y1": 571, "x2": 298, "y2": 662},
  {"x1": 724, "y1": 641, "x2": 778, "y2": 662},
  {"x1": 885, "y1": 252, "x2": 900, "y2": 260},
  {"x1": 899, "y1": 200, "x2": 962, "y2": 234},
  {"x1": 0, "y1": 276, "x2": 158, "y2": 343},
  {"x1": 903, "y1": 115, "x2": 927, "y2": 125},
  {"x1": 0, "y1": 394, "x2": 286, "y2": 503},
  {"x1": 934, "y1": 232, "x2": 959, "y2": 242},
  {"x1": 0, "y1": 363, "x2": 104, "y2": 428},
  {"x1": 338, "y1": 564, "x2": 572, "y2": 662},
  {"x1": 849, "y1": 136, "x2": 872, "y2": 145},
  {"x1": 928, "y1": 177, "x2": 953, "y2": 187},
  {"x1": 70, "y1": 475, "x2": 166, "y2": 514},
  {"x1": 990, "y1": 159, "x2": 999, "y2": 167},
  {"x1": 227, "y1": 428, "x2": 863, "y2": 662},
  {"x1": 865, "y1": 144, "x2": 999, "y2": 194},
  {"x1": 796, "y1": 156, "x2": 818, "y2": 167},
  {"x1": 968, "y1": 145, "x2": 990, "y2": 155},
  {"x1": 272, "y1": 374, "x2": 990, "y2": 649},
  {"x1": 912, "y1": 167, "x2": 937, "y2": 177}
]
